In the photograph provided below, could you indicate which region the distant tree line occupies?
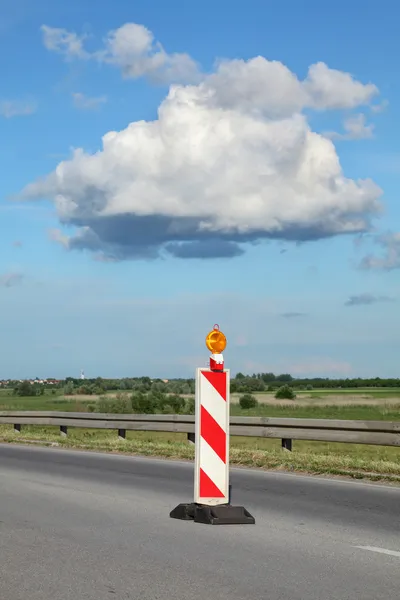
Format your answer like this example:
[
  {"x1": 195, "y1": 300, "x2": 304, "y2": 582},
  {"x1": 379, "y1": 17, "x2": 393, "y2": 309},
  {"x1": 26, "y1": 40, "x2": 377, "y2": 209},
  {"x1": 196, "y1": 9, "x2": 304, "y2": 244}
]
[
  {"x1": 231, "y1": 373, "x2": 400, "y2": 393},
  {"x1": 94, "y1": 391, "x2": 195, "y2": 415},
  {"x1": 6, "y1": 372, "x2": 400, "y2": 399},
  {"x1": 62, "y1": 377, "x2": 195, "y2": 397}
]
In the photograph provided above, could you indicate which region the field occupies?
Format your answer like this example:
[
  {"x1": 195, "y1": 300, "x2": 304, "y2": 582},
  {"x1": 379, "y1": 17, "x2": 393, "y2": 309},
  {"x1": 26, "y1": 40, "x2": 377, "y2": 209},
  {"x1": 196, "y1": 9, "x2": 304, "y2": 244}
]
[{"x1": 0, "y1": 387, "x2": 399, "y2": 482}]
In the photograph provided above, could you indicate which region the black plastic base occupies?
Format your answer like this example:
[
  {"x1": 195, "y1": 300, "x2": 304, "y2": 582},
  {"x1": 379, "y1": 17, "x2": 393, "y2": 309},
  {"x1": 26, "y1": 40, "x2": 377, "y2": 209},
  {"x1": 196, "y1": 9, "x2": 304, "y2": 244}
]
[
  {"x1": 169, "y1": 503, "x2": 196, "y2": 521},
  {"x1": 170, "y1": 503, "x2": 255, "y2": 525}
]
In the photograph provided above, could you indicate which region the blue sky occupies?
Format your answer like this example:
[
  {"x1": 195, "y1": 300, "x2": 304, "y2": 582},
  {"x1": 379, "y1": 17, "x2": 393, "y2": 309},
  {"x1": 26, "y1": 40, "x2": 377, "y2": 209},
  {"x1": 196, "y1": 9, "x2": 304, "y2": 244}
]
[{"x1": 1, "y1": 0, "x2": 400, "y2": 379}]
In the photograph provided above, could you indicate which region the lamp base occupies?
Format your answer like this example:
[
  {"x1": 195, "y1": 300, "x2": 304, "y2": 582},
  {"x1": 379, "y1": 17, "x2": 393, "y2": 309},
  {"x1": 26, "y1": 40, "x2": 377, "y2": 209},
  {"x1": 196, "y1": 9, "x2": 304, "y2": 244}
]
[{"x1": 209, "y1": 354, "x2": 224, "y2": 371}]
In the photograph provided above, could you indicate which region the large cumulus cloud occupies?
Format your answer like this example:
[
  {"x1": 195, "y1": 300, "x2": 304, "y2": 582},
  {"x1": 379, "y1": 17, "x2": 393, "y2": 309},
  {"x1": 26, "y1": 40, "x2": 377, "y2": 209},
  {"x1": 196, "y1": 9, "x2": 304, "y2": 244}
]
[{"x1": 22, "y1": 25, "x2": 383, "y2": 260}]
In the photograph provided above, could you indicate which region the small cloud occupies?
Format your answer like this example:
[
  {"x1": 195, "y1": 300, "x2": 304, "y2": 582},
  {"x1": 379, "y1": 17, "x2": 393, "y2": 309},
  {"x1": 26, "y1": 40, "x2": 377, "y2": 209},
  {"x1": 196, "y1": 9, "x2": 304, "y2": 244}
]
[
  {"x1": 41, "y1": 23, "x2": 200, "y2": 85},
  {"x1": 326, "y1": 113, "x2": 374, "y2": 141},
  {"x1": 281, "y1": 312, "x2": 307, "y2": 318},
  {"x1": 12, "y1": 240, "x2": 23, "y2": 248},
  {"x1": 48, "y1": 228, "x2": 69, "y2": 248},
  {"x1": 360, "y1": 232, "x2": 400, "y2": 271},
  {"x1": 72, "y1": 92, "x2": 107, "y2": 110},
  {"x1": 344, "y1": 293, "x2": 395, "y2": 306},
  {"x1": 0, "y1": 272, "x2": 23, "y2": 287},
  {"x1": 0, "y1": 100, "x2": 36, "y2": 118},
  {"x1": 370, "y1": 100, "x2": 388, "y2": 113},
  {"x1": 41, "y1": 25, "x2": 89, "y2": 60},
  {"x1": 343, "y1": 113, "x2": 374, "y2": 139}
]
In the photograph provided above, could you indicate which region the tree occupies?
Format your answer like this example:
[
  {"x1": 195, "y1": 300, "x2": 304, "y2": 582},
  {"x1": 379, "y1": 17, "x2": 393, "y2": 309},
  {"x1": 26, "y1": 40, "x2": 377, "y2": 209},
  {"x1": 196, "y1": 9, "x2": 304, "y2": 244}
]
[
  {"x1": 239, "y1": 394, "x2": 258, "y2": 409},
  {"x1": 76, "y1": 385, "x2": 93, "y2": 395},
  {"x1": 277, "y1": 374, "x2": 293, "y2": 383},
  {"x1": 93, "y1": 385, "x2": 105, "y2": 395},
  {"x1": 275, "y1": 385, "x2": 296, "y2": 400},
  {"x1": 167, "y1": 394, "x2": 186, "y2": 413},
  {"x1": 131, "y1": 392, "x2": 156, "y2": 414},
  {"x1": 15, "y1": 380, "x2": 36, "y2": 397},
  {"x1": 261, "y1": 372, "x2": 276, "y2": 383},
  {"x1": 180, "y1": 383, "x2": 192, "y2": 395},
  {"x1": 184, "y1": 397, "x2": 195, "y2": 414},
  {"x1": 64, "y1": 381, "x2": 75, "y2": 395}
]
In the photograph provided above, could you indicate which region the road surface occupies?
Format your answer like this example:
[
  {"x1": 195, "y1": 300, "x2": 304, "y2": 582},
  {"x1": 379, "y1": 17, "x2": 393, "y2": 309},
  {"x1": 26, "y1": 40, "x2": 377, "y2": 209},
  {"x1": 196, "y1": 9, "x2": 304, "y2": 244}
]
[{"x1": 0, "y1": 444, "x2": 399, "y2": 599}]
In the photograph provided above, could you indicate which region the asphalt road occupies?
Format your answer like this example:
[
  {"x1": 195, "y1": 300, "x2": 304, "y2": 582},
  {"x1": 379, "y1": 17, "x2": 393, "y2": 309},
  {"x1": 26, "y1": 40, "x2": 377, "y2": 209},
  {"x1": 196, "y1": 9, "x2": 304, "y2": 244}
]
[{"x1": 1, "y1": 444, "x2": 399, "y2": 600}]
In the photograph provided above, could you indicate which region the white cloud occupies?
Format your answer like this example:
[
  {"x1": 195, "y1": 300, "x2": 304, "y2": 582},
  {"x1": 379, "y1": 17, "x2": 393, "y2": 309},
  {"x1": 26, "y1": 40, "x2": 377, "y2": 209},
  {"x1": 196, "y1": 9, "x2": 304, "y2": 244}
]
[
  {"x1": 72, "y1": 92, "x2": 107, "y2": 110},
  {"x1": 360, "y1": 232, "x2": 400, "y2": 270},
  {"x1": 24, "y1": 27, "x2": 383, "y2": 260},
  {"x1": 326, "y1": 113, "x2": 374, "y2": 141},
  {"x1": 41, "y1": 23, "x2": 379, "y2": 106},
  {"x1": 41, "y1": 22, "x2": 200, "y2": 84},
  {"x1": 99, "y1": 22, "x2": 200, "y2": 84},
  {"x1": 303, "y1": 62, "x2": 378, "y2": 110},
  {"x1": 342, "y1": 113, "x2": 374, "y2": 139},
  {"x1": 0, "y1": 100, "x2": 36, "y2": 118},
  {"x1": 48, "y1": 228, "x2": 69, "y2": 248},
  {"x1": 370, "y1": 99, "x2": 388, "y2": 113},
  {"x1": 41, "y1": 24, "x2": 89, "y2": 60}
]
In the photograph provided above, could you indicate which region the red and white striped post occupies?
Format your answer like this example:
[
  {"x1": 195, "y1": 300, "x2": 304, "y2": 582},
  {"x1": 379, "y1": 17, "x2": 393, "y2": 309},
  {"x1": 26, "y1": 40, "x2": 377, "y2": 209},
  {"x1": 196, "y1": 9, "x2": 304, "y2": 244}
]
[
  {"x1": 194, "y1": 365, "x2": 230, "y2": 505},
  {"x1": 170, "y1": 325, "x2": 255, "y2": 525}
]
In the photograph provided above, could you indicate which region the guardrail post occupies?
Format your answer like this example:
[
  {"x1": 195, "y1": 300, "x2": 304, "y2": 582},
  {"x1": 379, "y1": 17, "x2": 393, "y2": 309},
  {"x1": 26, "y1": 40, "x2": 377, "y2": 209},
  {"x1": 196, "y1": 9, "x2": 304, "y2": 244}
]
[
  {"x1": 187, "y1": 432, "x2": 195, "y2": 444},
  {"x1": 118, "y1": 429, "x2": 126, "y2": 440},
  {"x1": 282, "y1": 438, "x2": 292, "y2": 451},
  {"x1": 14, "y1": 424, "x2": 21, "y2": 434},
  {"x1": 60, "y1": 425, "x2": 68, "y2": 437}
]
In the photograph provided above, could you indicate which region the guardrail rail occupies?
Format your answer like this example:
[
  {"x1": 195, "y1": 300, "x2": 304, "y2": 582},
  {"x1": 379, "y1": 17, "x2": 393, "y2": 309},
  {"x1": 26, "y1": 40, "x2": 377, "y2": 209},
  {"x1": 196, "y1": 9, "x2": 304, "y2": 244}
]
[{"x1": 0, "y1": 411, "x2": 399, "y2": 451}]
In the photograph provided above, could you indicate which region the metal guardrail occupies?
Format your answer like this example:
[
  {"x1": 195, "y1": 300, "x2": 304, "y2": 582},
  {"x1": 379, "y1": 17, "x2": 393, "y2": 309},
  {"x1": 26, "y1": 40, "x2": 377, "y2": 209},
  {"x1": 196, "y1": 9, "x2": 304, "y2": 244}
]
[{"x1": 0, "y1": 411, "x2": 399, "y2": 451}]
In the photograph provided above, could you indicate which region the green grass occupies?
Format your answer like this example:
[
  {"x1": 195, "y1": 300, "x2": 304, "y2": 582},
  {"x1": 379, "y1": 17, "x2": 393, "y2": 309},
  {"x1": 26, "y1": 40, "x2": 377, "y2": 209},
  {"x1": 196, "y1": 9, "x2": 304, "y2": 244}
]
[
  {"x1": 238, "y1": 387, "x2": 400, "y2": 397},
  {"x1": 0, "y1": 393, "x2": 94, "y2": 412},
  {"x1": 302, "y1": 388, "x2": 400, "y2": 398},
  {"x1": 230, "y1": 403, "x2": 400, "y2": 420},
  {"x1": 1, "y1": 393, "x2": 400, "y2": 422}
]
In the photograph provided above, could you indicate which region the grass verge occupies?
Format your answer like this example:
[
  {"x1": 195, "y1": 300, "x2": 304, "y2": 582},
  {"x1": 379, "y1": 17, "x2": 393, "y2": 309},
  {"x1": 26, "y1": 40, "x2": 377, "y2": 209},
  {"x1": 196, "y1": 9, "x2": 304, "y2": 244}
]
[{"x1": 0, "y1": 425, "x2": 399, "y2": 484}]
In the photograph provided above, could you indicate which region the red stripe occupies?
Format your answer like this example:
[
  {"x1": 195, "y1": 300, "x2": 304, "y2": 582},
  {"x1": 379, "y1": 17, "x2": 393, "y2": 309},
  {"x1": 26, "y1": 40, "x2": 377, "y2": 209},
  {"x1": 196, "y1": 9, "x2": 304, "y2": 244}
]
[
  {"x1": 199, "y1": 468, "x2": 225, "y2": 498},
  {"x1": 201, "y1": 405, "x2": 226, "y2": 463},
  {"x1": 202, "y1": 370, "x2": 226, "y2": 401}
]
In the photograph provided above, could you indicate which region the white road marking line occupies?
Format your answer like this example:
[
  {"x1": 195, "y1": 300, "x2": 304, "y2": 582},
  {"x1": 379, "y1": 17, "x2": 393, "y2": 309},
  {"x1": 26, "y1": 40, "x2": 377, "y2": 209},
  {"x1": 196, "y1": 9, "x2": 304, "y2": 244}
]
[{"x1": 355, "y1": 545, "x2": 400, "y2": 558}]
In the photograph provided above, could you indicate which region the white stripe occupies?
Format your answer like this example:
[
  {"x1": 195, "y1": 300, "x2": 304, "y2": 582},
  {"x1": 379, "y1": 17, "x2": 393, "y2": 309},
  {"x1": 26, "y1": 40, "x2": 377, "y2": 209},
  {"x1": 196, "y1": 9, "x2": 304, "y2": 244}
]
[
  {"x1": 199, "y1": 437, "x2": 228, "y2": 497},
  {"x1": 200, "y1": 373, "x2": 227, "y2": 431},
  {"x1": 354, "y1": 545, "x2": 400, "y2": 558}
]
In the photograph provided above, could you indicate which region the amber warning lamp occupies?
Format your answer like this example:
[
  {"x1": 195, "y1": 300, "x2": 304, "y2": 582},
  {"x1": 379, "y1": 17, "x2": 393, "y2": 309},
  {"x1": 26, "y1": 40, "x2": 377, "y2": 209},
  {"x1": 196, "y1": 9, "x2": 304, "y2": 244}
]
[{"x1": 206, "y1": 324, "x2": 226, "y2": 371}]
